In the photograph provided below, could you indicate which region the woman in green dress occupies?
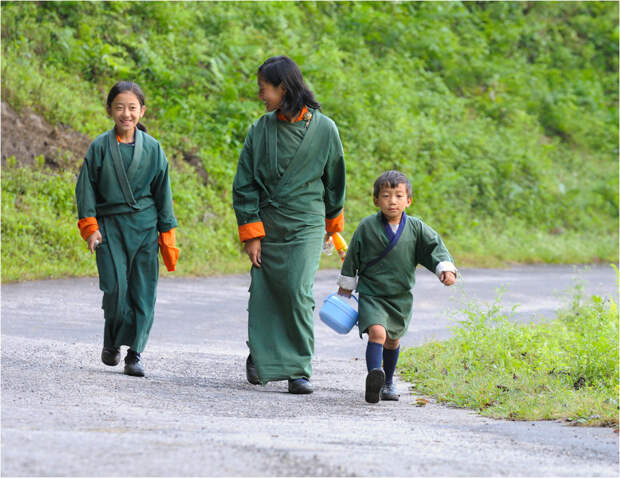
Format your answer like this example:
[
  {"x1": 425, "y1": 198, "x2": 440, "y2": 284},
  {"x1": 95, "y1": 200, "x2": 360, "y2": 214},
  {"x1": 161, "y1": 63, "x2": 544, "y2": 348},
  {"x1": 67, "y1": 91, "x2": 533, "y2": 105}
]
[
  {"x1": 233, "y1": 56, "x2": 346, "y2": 394},
  {"x1": 76, "y1": 81, "x2": 179, "y2": 377}
]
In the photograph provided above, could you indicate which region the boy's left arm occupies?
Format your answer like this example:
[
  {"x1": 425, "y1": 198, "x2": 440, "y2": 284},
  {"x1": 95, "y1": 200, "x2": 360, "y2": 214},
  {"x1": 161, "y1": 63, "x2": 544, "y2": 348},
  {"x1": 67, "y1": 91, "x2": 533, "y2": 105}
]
[{"x1": 415, "y1": 222, "x2": 457, "y2": 286}]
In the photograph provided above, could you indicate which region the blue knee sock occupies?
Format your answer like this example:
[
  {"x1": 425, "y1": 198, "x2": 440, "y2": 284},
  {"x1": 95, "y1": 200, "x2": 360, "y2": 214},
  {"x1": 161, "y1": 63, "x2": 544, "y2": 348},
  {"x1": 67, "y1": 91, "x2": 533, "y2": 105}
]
[
  {"x1": 383, "y1": 346, "x2": 400, "y2": 385},
  {"x1": 366, "y1": 341, "x2": 383, "y2": 372}
]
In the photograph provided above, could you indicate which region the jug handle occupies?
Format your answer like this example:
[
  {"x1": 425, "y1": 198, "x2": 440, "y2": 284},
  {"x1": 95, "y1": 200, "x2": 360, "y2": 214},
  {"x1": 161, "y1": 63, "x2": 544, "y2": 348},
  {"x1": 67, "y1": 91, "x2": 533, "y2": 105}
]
[{"x1": 327, "y1": 292, "x2": 358, "y2": 303}]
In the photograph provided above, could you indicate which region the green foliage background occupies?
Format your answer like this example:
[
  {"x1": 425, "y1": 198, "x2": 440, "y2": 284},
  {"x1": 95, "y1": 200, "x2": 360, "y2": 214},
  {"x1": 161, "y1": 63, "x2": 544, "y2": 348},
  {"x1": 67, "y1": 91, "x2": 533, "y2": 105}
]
[{"x1": 1, "y1": 1, "x2": 618, "y2": 281}]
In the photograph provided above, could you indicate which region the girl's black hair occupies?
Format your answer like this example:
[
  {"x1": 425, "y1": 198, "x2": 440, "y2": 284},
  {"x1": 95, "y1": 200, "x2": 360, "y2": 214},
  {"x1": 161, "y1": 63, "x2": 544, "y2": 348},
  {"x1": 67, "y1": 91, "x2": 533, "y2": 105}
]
[
  {"x1": 258, "y1": 56, "x2": 320, "y2": 119},
  {"x1": 373, "y1": 170, "x2": 413, "y2": 198},
  {"x1": 106, "y1": 81, "x2": 147, "y2": 132}
]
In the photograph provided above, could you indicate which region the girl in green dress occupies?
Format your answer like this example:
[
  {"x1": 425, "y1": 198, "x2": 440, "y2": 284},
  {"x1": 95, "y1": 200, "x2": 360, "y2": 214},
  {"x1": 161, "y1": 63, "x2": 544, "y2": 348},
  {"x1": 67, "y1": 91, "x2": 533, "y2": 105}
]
[
  {"x1": 233, "y1": 56, "x2": 346, "y2": 394},
  {"x1": 76, "y1": 81, "x2": 179, "y2": 377}
]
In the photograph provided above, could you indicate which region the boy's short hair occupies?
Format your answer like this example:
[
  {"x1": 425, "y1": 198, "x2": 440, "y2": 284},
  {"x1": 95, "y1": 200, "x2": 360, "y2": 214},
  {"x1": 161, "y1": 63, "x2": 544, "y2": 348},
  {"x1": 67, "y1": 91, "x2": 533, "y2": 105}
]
[{"x1": 373, "y1": 170, "x2": 412, "y2": 198}]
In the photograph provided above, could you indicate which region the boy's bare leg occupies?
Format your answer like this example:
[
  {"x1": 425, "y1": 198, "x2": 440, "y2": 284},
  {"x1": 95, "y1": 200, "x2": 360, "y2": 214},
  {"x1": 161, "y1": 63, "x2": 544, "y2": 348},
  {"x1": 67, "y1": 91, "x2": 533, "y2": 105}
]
[
  {"x1": 384, "y1": 337, "x2": 399, "y2": 350},
  {"x1": 367, "y1": 324, "x2": 386, "y2": 345}
]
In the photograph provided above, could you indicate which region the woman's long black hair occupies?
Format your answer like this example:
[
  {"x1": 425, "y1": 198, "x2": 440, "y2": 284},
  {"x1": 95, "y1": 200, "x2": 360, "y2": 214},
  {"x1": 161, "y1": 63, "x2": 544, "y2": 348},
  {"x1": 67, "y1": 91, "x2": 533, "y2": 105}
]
[
  {"x1": 106, "y1": 81, "x2": 147, "y2": 132},
  {"x1": 258, "y1": 56, "x2": 320, "y2": 118}
]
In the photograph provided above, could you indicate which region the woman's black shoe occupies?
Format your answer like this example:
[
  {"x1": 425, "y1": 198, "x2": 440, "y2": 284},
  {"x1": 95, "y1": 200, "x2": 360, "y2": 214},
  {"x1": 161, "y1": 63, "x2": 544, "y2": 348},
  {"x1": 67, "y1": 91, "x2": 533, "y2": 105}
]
[
  {"x1": 246, "y1": 354, "x2": 260, "y2": 385},
  {"x1": 101, "y1": 347, "x2": 121, "y2": 366},
  {"x1": 365, "y1": 368, "x2": 385, "y2": 403},
  {"x1": 123, "y1": 349, "x2": 145, "y2": 377},
  {"x1": 288, "y1": 378, "x2": 313, "y2": 394}
]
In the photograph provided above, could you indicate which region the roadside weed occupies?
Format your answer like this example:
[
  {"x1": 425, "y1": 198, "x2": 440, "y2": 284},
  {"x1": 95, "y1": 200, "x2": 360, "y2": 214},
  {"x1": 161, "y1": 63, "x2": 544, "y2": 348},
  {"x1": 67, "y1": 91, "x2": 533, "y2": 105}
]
[{"x1": 400, "y1": 283, "x2": 619, "y2": 426}]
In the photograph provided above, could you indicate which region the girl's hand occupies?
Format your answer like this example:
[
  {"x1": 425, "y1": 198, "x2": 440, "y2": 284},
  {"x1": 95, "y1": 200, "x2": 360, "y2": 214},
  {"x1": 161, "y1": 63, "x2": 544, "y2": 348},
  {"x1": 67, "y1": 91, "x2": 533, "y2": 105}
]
[
  {"x1": 244, "y1": 238, "x2": 262, "y2": 268},
  {"x1": 338, "y1": 287, "x2": 352, "y2": 297},
  {"x1": 87, "y1": 230, "x2": 102, "y2": 254},
  {"x1": 440, "y1": 271, "x2": 456, "y2": 286}
]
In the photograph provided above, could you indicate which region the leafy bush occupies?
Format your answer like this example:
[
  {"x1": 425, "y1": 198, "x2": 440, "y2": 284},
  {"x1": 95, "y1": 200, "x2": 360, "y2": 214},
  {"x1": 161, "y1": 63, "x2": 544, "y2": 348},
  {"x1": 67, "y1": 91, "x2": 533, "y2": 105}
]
[{"x1": 1, "y1": 1, "x2": 617, "y2": 280}]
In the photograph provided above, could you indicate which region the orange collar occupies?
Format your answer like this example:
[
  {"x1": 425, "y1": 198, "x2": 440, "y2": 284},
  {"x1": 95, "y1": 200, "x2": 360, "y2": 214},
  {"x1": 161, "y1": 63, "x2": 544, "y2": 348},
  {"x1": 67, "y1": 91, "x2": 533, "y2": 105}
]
[
  {"x1": 116, "y1": 128, "x2": 136, "y2": 144},
  {"x1": 277, "y1": 106, "x2": 308, "y2": 123}
]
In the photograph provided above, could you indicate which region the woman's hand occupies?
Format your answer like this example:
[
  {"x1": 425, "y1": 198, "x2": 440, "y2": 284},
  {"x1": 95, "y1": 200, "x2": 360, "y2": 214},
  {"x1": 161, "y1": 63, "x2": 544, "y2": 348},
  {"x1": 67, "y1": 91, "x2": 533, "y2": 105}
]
[
  {"x1": 338, "y1": 287, "x2": 352, "y2": 298},
  {"x1": 244, "y1": 238, "x2": 262, "y2": 268},
  {"x1": 86, "y1": 230, "x2": 102, "y2": 254}
]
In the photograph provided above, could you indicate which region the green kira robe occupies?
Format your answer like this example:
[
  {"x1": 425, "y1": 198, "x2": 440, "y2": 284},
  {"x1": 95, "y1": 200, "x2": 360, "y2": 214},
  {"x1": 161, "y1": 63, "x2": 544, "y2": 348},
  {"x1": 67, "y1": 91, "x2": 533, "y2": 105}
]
[
  {"x1": 75, "y1": 129, "x2": 177, "y2": 353},
  {"x1": 233, "y1": 109, "x2": 346, "y2": 383},
  {"x1": 340, "y1": 213, "x2": 454, "y2": 339}
]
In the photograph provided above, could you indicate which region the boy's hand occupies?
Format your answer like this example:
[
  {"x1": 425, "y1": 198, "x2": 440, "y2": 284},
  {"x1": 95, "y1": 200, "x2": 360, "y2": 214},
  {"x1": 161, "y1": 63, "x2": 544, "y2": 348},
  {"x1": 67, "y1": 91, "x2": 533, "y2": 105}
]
[
  {"x1": 440, "y1": 271, "x2": 456, "y2": 286},
  {"x1": 338, "y1": 287, "x2": 352, "y2": 297},
  {"x1": 244, "y1": 238, "x2": 262, "y2": 268},
  {"x1": 86, "y1": 230, "x2": 102, "y2": 254}
]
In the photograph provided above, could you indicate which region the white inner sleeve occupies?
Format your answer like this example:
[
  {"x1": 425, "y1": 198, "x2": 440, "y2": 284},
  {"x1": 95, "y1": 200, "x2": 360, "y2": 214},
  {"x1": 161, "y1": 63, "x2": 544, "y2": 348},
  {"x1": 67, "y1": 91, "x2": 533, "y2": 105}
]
[
  {"x1": 435, "y1": 261, "x2": 457, "y2": 278},
  {"x1": 336, "y1": 273, "x2": 357, "y2": 290}
]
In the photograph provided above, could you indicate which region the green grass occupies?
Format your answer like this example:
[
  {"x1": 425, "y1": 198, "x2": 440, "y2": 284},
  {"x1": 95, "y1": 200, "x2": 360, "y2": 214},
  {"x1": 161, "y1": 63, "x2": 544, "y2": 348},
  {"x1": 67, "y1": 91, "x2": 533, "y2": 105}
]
[
  {"x1": 1, "y1": 161, "x2": 617, "y2": 282},
  {"x1": 1, "y1": 2, "x2": 618, "y2": 281},
  {"x1": 399, "y1": 281, "x2": 619, "y2": 427}
]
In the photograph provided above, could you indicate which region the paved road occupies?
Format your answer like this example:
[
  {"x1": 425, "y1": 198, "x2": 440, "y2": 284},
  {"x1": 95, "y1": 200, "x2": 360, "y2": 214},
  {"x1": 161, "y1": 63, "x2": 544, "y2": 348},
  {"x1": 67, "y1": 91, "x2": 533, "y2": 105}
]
[{"x1": 2, "y1": 265, "x2": 618, "y2": 476}]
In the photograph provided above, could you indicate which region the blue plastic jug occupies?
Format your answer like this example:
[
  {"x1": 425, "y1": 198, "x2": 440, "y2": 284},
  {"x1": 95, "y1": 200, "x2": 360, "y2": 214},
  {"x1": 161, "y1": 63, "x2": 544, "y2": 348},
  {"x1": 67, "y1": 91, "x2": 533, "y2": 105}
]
[{"x1": 319, "y1": 293, "x2": 359, "y2": 334}]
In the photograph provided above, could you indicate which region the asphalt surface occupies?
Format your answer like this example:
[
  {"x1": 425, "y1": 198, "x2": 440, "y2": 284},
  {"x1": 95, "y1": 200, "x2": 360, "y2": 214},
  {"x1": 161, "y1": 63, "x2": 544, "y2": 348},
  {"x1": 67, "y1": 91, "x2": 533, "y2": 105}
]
[{"x1": 1, "y1": 265, "x2": 618, "y2": 477}]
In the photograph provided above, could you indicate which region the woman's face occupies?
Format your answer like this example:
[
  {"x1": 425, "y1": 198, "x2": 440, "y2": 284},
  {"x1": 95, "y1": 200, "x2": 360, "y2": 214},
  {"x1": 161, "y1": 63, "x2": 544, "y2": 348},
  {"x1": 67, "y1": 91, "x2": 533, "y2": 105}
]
[{"x1": 257, "y1": 75, "x2": 285, "y2": 112}]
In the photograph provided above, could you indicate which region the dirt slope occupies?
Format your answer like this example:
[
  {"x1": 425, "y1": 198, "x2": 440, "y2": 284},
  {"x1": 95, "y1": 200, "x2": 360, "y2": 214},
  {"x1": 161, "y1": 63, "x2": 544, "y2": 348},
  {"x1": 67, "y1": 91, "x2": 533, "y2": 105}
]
[{"x1": 1, "y1": 102, "x2": 91, "y2": 171}]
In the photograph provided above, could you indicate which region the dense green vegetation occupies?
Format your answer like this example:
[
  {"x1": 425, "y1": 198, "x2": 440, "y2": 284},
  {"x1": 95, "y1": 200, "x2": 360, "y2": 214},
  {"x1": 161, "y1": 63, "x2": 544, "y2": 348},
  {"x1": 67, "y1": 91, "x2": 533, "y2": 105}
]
[
  {"x1": 399, "y1": 281, "x2": 619, "y2": 427},
  {"x1": 1, "y1": 1, "x2": 618, "y2": 281}
]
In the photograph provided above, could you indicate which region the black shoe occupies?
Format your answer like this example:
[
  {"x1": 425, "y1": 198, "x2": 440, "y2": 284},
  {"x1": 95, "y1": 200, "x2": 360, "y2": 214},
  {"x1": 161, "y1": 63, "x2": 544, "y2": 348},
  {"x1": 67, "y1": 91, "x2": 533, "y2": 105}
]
[
  {"x1": 365, "y1": 368, "x2": 385, "y2": 403},
  {"x1": 246, "y1": 354, "x2": 260, "y2": 385},
  {"x1": 123, "y1": 349, "x2": 145, "y2": 377},
  {"x1": 381, "y1": 382, "x2": 400, "y2": 401},
  {"x1": 288, "y1": 378, "x2": 313, "y2": 394},
  {"x1": 101, "y1": 346, "x2": 120, "y2": 366}
]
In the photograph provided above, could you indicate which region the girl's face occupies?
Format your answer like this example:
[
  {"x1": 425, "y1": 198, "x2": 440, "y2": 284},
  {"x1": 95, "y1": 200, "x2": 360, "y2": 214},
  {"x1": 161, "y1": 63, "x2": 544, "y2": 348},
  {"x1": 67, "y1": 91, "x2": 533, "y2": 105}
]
[
  {"x1": 257, "y1": 75, "x2": 285, "y2": 112},
  {"x1": 106, "y1": 91, "x2": 145, "y2": 135}
]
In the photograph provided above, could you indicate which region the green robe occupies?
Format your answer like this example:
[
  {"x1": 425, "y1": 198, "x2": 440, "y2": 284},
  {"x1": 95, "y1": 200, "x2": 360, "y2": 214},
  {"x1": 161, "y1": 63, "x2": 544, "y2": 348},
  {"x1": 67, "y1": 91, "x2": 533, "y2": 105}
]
[
  {"x1": 233, "y1": 109, "x2": 346, "y2": 383},
  {"x1": 340, "y1": 212, "x2": 453, "y2": 339},
  {"x1": 75, "y1": 129, "x2": 177, "y2": 353}
]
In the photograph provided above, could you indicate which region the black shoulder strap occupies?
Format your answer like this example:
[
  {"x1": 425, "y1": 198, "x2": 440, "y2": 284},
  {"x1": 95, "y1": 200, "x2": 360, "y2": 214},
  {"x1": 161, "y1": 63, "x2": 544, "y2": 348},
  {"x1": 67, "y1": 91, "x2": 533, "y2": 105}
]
[{"x1": 361, "y1": 212, "x2": 407, "y2": 274}]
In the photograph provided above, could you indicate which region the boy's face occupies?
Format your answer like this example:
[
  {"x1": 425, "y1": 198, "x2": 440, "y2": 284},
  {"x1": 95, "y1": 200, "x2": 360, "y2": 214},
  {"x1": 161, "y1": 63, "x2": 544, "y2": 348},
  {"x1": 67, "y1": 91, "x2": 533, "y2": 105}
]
[{"x1": 373, "y1": 183, "x2": 412, "y2": 224}]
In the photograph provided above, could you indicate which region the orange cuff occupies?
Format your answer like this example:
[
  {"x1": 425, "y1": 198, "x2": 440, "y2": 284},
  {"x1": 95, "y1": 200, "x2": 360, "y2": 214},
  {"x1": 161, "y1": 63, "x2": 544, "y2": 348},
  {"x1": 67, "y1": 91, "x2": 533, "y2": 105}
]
[
  {"x1": 238, "y1": 221, "x2": 266, "y2": 242},
  {"x1": 158, "y1": 228, "x2": 180, "y2": 272},
  {"x1": 325, "y1": 210, "x2": 344, "y2": 233},
  {"x1": 77, "y1": 217, "x2": 99, "y2": 241}
]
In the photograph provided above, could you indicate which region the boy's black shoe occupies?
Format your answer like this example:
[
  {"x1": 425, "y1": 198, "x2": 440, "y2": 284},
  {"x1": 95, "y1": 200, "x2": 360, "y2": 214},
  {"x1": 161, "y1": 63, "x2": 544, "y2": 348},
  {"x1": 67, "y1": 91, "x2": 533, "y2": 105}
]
[
  {"x1": 123, "y1": 349, "x2": 145, "y2": 377},
  {"x1": 101, "y1": 346, "x2": 120, "y2": 366},
  {"x1": 246, "y1": 354, "x2": 260, "y2": 385},
  {"x1": 381, "y1": 382, "x2": 400, "y2": 401},
  {"x1": 288, "y1": 378, "x2": 313, "y2": 394},
  {"x1": 365, "y1": 368, "x2": 385, "y2": 403}
]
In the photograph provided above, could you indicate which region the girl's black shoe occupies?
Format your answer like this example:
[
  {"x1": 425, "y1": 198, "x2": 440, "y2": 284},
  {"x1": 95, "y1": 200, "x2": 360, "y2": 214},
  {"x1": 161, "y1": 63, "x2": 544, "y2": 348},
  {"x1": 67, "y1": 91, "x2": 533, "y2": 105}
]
[
  {"x1": 101, "y1": 347, "x2": 120, "y2": 366},
  {"x1": 124, "y1": 349, "x2": 145, "y2": 377}
]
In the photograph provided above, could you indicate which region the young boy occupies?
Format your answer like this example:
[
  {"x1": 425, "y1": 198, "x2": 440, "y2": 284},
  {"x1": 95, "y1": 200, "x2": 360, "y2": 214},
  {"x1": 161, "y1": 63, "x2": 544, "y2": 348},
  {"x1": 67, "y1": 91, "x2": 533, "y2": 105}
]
[{"x1": 337, "y1": 170, "x2": 457, "y2": 403}]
